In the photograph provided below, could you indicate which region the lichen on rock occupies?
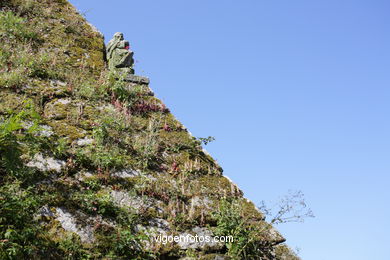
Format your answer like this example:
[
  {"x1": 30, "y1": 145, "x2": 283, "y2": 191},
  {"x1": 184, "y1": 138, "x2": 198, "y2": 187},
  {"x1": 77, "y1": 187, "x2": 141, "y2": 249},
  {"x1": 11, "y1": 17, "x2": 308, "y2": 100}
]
[{"x1": 27, "y1": 153, "x2": 66, "y2": 172}]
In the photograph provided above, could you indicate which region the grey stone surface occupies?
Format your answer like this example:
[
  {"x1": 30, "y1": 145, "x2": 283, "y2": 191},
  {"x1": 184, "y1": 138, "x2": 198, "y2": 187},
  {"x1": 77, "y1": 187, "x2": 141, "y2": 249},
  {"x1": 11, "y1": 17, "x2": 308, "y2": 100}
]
[
  {"x1": 44, "y1": 98, "x2": 71, "y2": 119},
  {"x1": 53, "y1": 208, "x2": 116, "y2": 244},
  {"x1": 75, "y1": 171, "x2": 94, "y2": 181},
  {"x1": 110, "y1": 190, "x2": 148, "y2": 210},
  {"x1": 124, "y1": 74, "x2": 150, "y2": 85},
  {"x1": 27, "y1": 153, "x2": 66, "y2": 172},
  {"x1": 190, "y1": 196, "x2": 213, "y2": 209},
  {"x1": 56, "y1": 98, "x2": 71, "y2": 105},
  {"x1": 76, "y1": 136, "x2": 93, "y2": 146},
  {"x1": 111, "y1": 168, "x2": 156, "y2": 181},
  {"x1": 22, "y1": 121, "x2": 54, "y2": 137},
  {"x1": 50, "y1": 79, "x2": 67, "y2": 88},
  {"x1": 266, "y1": 225, "x2": 286, "y2": 245},
  {"x1": 110, "y1": 190, "x2": 162, "y2": 213},
  {"x1": 125, "y1": 83, "x2": 154, "y2": 96},
  {"x1": 37, "y1": 124, "x2": 54, "y2": 137},
  {"x1": 21, "y1": 121, "x2": 35, "y2": 130},
  {"x1": 111, "y1": 168, "x2": 140, "y2": 178},
  {"x1": 55, "y1": 207, "x2": 95, "y2": 243}
]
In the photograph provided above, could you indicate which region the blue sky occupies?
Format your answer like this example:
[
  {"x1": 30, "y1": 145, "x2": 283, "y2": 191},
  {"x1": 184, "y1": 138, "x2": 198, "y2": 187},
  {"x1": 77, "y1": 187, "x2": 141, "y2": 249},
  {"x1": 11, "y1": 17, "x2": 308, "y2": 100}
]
[{"x1": 69, "y1": 1, "x2": 390, "y2": 259}]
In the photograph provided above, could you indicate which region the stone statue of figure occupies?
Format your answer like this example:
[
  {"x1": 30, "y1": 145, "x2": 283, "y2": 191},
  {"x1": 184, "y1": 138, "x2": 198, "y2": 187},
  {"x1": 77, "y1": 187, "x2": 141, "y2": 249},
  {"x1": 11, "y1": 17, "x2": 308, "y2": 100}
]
[{"x1": 106, "y1": 32, "x2": 134, "y2": 74}]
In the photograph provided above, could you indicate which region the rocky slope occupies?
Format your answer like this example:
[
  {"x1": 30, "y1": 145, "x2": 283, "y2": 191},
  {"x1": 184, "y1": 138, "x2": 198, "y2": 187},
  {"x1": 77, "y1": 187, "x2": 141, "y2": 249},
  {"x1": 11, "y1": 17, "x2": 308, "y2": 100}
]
[{"x1": 0, "y1": 0, "x2": 299, "y2": 259}]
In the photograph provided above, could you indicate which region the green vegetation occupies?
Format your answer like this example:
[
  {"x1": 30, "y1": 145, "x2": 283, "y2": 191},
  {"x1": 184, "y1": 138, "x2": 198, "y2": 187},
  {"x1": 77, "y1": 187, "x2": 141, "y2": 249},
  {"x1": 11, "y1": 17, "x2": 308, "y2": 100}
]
[
  {"x1": 0, "y1": 11, "x2": 37, "y2": 41},
  {"x1": 197, "y1": 136, "x2": 215, "y2": 146},
  {"x1": 213, "y1": 199, "x2": 272, "y2": 259},
  {"x1": 0, "y1": 101, "x2": 40, "y2": 176},
  {"x1": 0, "y1": 183, "x2": 53, "y2": 259}
]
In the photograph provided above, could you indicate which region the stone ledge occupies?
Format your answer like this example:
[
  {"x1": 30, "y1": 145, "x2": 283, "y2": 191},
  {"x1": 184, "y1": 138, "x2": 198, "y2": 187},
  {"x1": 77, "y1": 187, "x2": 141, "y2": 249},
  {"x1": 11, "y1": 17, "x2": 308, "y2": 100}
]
[
  {"x1": 124, "y1": 74, "x2": 150, "y2": 85},
  {"x1": 125, "y1": 84, "x2": 154, "y2": 96}
]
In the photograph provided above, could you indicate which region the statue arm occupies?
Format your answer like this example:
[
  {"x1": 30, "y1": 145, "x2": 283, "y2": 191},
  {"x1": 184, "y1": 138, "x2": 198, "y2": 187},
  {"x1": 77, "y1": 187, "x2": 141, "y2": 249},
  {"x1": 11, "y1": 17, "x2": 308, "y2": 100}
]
[{"x1": 106, "y1": 40, "x2": 120, "y2": 59}]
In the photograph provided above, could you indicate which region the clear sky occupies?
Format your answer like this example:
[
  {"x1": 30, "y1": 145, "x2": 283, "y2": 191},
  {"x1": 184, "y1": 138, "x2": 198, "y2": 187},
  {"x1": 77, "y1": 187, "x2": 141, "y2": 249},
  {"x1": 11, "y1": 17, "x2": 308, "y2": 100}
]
[{"x1": 69, "y1": 1, "x2": 390, "y2": 259}]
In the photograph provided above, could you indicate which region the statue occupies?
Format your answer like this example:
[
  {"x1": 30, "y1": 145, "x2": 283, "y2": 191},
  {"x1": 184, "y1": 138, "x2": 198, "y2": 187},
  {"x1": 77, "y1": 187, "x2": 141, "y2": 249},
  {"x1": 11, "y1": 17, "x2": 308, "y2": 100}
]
[{"x1": 106, "y1": 32, "x2": 134, "y2": 74}]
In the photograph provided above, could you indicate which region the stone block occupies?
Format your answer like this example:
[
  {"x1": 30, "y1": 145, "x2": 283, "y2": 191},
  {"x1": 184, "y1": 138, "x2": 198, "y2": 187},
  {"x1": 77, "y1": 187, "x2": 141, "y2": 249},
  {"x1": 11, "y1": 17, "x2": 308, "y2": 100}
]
[{"x1": 124, "y1": 74, "x2": 150, "y2": 85}]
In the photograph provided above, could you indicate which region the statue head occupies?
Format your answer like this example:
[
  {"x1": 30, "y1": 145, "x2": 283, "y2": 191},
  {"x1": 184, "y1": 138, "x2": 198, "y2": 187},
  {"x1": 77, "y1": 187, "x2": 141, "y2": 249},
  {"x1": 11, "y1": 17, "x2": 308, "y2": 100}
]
[{"x1": 113, "y1": 32, "x2": 124, "y2": 41}]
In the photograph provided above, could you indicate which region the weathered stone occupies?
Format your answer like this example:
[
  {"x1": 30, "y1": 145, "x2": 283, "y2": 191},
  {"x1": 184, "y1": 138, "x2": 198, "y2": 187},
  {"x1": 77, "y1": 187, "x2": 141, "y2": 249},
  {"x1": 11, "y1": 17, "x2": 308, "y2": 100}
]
[
  {"x1": 26, "y1": 153, "x2": 66, "y2": 172},
  {"x1": 110, "y1": 190, "x2": 162, "y2": 213},
  {"x1": 111, "y1": 168, "x2": 156, "y2": 180},
  {"x1": 47, "y1": 120, "x2": 86, "y2": 140},
  {"x1": 75, "y1": 136, "x2": 93, "y2": 146},
  {"x1": 265, "y1": 224, "x2": 286, "y2": 245},
  {"x1": 190, "y1": 196, "x2": 213, "y2": 209},
  {"x1": 53, "y1": 208, "x2": 116, "y2": 244},
  {"x1": 111, "y1": 168, "x2": 140, "y2": 178},
  {"x1": 21, "y1": 121, "x2": 37, "y2": 130},
  {"x1": 50, "y1": 79, "x2": 67, "y2": 88},
  {"x1": 124, "y1": 74, "x2": 150, "y2": 85},
  {"x1": 110, "y1": 190, "x2": 148, "y2": 210},
  {"x1": 37, "y1": 124, "x2": 54, "y2": 137},
  {"x1": 125, "y1": 83, "x2": 154, "y2": 96},
  {"x1": 22, "y1": 121, "x2": 54, "y2": 137},
  {"x1": 106, "y1": 32, "x2": 134, "y2": 74},
  {"x1": 44, "y1": 98, "x2": 72, "y2": 119},
  {"x1": 56, "y1": 99, "x2": 71, "y2": 105},
  {"x1": 55, "y1": 207, "x2": 95, "y2": 243},
  {"x1": 75, "y1": 171, "x2": 94, "y2": 181},
  {"x1": 44, "y1": 80, "x2": 69, "y2": 95}
]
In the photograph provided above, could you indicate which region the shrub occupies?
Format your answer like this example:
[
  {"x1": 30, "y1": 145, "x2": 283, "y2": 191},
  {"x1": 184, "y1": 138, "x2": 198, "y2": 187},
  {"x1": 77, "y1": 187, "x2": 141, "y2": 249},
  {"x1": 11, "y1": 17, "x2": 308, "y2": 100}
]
[
  {"x1": 0, "y1": 183, "x2": 57, "y2": 259},
  {"x1": 0, "y1": 100, "x2": 40, "y2": 175},
  {"x1": 213, "y1": 199, "x2": 265, "y2": 259},
  {"x1": 0, "y1": 11, "x2": 37, "y2": 41}
]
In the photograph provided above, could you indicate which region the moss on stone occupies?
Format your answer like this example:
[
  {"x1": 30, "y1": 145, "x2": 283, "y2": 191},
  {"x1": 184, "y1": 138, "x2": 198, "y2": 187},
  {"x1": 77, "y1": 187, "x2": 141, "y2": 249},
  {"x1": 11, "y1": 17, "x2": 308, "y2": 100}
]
[
  {"x1": 239, "y1": 199, "x2": 264, "y2": 220},
  {"x1": 275, "y1": 244, "x2": 300, "y2": 260},
  {"x1": 47, "y1": 120, "x2": 86, "y2": 140},
  {"x1": 0, "y1": 90, "x2": 25, "y2": 114},
  {"x1": 192, "y1": 176, "x2": 242, "y2": 198}
]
